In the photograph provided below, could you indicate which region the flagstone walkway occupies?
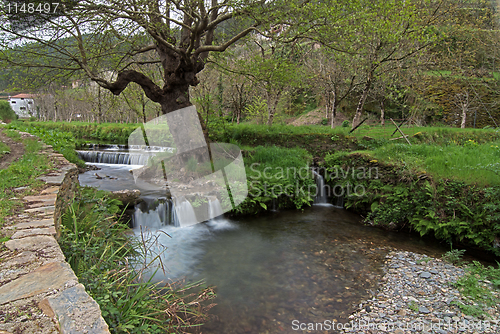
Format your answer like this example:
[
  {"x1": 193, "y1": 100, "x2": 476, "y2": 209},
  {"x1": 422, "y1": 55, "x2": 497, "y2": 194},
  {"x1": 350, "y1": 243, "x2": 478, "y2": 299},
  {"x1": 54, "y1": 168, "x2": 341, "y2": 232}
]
[{"x1": 0, "y1": 146, "x2": 109, "y2": 334}]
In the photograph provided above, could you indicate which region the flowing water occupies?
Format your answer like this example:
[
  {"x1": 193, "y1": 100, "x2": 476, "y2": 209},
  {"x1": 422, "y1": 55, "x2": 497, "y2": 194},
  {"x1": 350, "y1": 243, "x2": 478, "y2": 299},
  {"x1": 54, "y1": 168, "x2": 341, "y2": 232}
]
[{"x1": 78, "y1": 147, "x2": 451, "y2": 334}]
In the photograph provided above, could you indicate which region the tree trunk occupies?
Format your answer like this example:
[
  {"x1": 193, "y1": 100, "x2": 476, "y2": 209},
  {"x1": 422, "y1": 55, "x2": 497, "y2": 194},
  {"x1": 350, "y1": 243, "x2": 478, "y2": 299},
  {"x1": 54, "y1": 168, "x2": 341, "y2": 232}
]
[
  {"x1": 380, "y1": 99, "x2": 385, "y2": 126},
  {"x1": 461, "y1": 106, "x2": 467, "y2": 128},
  {"x1": 325, "y1": 89, "x2": 330, "y2": 119},
  {"x1": 352, "y1": 65, "x2": 376, "y2": 129},
  {"x1": 352, "y1": 78, "x2": 372, "y2": 129},
  {"x1": 267, "y1": 90, "x2": 281, "y2": 126},
  {"x1": 330, "y1": 90, "x2": 337, "y2": 129}
]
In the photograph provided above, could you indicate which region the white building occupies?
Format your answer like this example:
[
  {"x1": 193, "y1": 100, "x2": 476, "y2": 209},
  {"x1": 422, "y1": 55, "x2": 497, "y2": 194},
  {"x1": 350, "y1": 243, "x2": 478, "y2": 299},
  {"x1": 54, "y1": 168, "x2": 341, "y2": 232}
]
[{"x1": 8, "y1": 93, "x2": 36, "y2": 118}]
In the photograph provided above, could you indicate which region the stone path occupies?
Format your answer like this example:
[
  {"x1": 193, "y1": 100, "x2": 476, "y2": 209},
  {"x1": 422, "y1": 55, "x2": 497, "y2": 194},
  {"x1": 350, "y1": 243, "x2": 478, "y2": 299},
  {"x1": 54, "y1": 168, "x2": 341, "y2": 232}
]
[
  {"x1": 342, "y1": 251, "x2": 500, "y2": 334},
  {"x1": 0, "y1": 146, "x2": 109, "y2": 334}
]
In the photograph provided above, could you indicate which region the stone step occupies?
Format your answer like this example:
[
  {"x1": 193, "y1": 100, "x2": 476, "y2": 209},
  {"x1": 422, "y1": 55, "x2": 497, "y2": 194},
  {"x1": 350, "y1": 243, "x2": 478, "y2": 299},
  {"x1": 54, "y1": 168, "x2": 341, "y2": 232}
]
[
  {"x1": 27, "y1": 200, "x2": 56, "y2": 209},
  {"x1": 25, "y1": 206, "x2": 55, "y2": 214},
  {"x1": 11, "y1": 226, "x2": 56, "y2": 239},
  {"x1": 41, "y1": 284, "x2": 110, "y2": 334},
  {"x1": 41, "y1": 186, "x2": 59, "y2": 195},
  {"x1": 10, "y1": 219, "x2": 54, "y2": 230},
  {"x1": 23, "y1": 194, "x2": 57, "y2": 202},
  {"x1": 0, "y1": 262, "x2": 77, "y2": 305}
]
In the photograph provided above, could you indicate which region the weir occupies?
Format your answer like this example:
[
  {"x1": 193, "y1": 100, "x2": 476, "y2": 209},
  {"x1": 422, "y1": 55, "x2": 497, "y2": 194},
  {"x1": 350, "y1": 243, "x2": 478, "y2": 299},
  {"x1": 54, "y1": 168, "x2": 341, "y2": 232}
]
[{"x1": 77, "y1": 145, "x2": 174, "y2": 165}]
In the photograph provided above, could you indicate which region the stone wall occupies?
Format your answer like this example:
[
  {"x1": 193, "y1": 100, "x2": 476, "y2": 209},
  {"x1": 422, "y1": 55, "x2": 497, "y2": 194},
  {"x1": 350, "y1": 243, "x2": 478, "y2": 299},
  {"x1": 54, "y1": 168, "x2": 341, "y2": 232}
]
[{"x1": 0, "y1": 147, "x2": 110, "y2": 334}]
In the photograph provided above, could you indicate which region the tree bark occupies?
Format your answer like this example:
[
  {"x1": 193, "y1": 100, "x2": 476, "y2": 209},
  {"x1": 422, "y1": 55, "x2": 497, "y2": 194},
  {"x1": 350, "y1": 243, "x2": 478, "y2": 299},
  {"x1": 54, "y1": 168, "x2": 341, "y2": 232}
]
[
  {"x1": 267, "y1": 90, "x2": 281, "y2": 126},
  {"x1": 380, "y1": 99, "x2": 385, "y2": 126},
  {"x1": 352, "y1": 77, "x2": 372, "y2": 129},
  {"x1": 330, "y1": 90, "x2": 337, "y2": 129},
  {"x1": 461, "y1": 106, "x2": 467, "y2": 128}
]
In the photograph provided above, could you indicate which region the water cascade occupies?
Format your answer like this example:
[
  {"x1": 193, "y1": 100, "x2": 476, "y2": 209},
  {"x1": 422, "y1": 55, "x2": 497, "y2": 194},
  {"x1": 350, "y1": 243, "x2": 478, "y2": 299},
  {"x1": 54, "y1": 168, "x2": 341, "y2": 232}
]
[
  {"x1": 77, "y1": 145, "x2": 174, "y2": 165},
  {"x1": 173, "y1": 198, "x2": 199, "y2": 227},
  {"x1": 132, "y1": 197, "x2": 175, "y2": 229},
  {"x1": 313, "y1": 171, "x2": 328, "y2": 204},
  {"x1": 77, "y1": 150, "x2": 152, "y2": 165}
]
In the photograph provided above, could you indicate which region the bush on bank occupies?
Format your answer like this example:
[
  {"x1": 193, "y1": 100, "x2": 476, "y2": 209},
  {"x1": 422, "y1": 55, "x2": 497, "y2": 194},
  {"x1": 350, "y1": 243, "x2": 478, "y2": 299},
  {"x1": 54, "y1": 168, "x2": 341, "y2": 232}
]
[
  {"x1": 323, "y1": 152, "x2": 500, "y2": 256},
  {"x1": 232, "y1": 145, "x2": 316, "y2": 215}
]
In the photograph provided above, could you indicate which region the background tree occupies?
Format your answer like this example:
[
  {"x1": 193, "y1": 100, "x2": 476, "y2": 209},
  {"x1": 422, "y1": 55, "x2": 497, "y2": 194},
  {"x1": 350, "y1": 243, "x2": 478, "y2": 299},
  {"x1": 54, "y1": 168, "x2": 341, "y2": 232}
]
[{"x1": 0, "y1": 0, "x2": 279, "y2": 139}]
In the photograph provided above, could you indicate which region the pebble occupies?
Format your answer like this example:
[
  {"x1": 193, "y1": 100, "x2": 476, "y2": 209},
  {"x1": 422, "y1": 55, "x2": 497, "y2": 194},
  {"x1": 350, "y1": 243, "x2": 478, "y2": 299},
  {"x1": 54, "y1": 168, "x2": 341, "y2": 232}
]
[{"x1": 342, "y1": 251, "x2": 500, "y2": 333}]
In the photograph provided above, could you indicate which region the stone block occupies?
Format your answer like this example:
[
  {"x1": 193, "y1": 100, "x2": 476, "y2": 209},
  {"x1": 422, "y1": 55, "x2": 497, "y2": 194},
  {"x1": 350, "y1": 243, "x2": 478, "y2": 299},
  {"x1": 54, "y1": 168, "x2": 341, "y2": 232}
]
[
  {"x1": 25, "y1": 206, "x2": 55, "y2": 214},
  {"x1": 0, "y1": 262, "x2": 78, "y2": 305},
  {"x1": 11, "y1": 219, "x2": 54, "y2": 230},
  {"x1": 11, "y1": 227, "x2": 56, "y2": 239},
  {"x1": 46, "y1": 284, "x2": 110, "y2": 334}
]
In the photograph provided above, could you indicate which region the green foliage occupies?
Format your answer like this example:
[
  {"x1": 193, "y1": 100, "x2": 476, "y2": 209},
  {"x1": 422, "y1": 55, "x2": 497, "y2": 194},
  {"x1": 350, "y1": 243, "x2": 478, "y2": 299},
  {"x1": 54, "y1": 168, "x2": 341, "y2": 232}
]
[
  {"x1": 0, "y1": 101, "x2": 16, "y2": 123},
  {"x1": 59, "y1": 187, "x2": 215, "y2": 333},
  {"x1": 0, "y1": 142, "x2": 10, "y2": 159},
  {"x1": 7, "y1": 121, "x2": 141, "y2": 145},
  {"x1": 244, "y1": 97, "x2": 268, "y2": 124},
  {"x1": 233, "y1": 146, "x2": 314, "y2": 215},
  {"x1": 341, "y1": 120, "x2": 349, "y2": 128},
  {"x1": 453, "y1": 261, "x2": 500, "y2": 317},
  {"x1": 6, "y1": 122, "x2": 85, "y2": 167},
  {"x1": 323, "y1": 152, "x2": 500, "y2": 255},
  {"x1": 442, "y1": 249, "x2": 466, "y2": 265},
  {"x1": 0, "y1": 137, "x2": 51, "y2": 226},
  {"x1": 408, "y1": 300, "x2": 418, "y2": 312}
]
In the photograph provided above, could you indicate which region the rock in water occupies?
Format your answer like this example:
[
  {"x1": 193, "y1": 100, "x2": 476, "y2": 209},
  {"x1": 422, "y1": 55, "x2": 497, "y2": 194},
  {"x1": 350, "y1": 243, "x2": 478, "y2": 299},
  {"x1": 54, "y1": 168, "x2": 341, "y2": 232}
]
[{"x1": 109, "y1": 189, "x2": 141, "y2": 204}]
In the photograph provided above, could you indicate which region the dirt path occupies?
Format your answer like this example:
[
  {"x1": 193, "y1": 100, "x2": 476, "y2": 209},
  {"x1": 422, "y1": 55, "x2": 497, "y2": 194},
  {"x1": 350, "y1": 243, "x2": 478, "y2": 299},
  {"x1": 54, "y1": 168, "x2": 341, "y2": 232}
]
[{"x1": 0, "y1": 129, "x2": 25, "y2": 170}]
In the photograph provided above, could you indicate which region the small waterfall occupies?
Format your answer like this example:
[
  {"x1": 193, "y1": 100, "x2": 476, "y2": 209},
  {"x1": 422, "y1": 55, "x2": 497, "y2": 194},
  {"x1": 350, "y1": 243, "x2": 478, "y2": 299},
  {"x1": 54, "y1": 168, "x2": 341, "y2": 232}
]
[
  {"x1": 132, "y1": 198, "x2": 174, "y2": 229},
  {"x1": 208, "y1": 198, "x2": 224, "y2": 219},
  {"x1": 271, "y1": 198, "x2": 278, "y2": 212},
  {"x1": 173, "y1": 198, "x2": 198, "y2": 227},
  {"x1": 77, "y1": 150, "x2": 152, "y2": 165},
  {"x1": 313, "y1": 171, "x2": 328, "y2": 204}
]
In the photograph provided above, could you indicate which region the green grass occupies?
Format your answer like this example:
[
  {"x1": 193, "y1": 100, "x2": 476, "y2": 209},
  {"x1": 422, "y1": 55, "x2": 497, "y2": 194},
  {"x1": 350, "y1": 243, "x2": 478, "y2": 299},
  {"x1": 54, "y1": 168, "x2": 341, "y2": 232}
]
[
  {"x1": 215, "y1": 121, "x2": 500, "y2": 143},
  {"x1": 453, "y1": 260, "x2": 500, "y2": 318},
  {"x1": 0, "y1": 142, "x2": 10, "y2": 158},
  {"x1": 231, "y1": 145, "x2": 316, "y2": 214},
  {"x1": 3, "y1": 129, "x2": 21, "y2": 141},
  {"x1": 367, "y1": 141, "x2": 500, "y2": 186},
  {"x1": 0, "y1": 138, "x2": 52, "y2": 226},
  {"x1": 6, "y1": 122, "x2": 86, "y2": 167}
]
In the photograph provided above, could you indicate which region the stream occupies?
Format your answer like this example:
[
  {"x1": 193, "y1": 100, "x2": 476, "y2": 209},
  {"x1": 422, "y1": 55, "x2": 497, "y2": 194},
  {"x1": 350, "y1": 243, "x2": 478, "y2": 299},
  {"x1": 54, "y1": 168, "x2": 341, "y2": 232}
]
[{"x1": 77, "y1": 146, "x2": 451, "y2": 333}]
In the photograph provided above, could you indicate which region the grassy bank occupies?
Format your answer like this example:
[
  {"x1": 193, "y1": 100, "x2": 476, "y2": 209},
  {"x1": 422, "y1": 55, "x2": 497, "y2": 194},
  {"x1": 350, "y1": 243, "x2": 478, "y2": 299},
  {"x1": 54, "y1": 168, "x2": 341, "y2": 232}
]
[
  {"x1": 368, "y1": 141, "x2": 500, "y2": 187},
  {"x1": 323, "y1": 151, "x2": 500, "y2": 256},
  {"x1": 0, "y1": 130, "x2": 52, "y2": 227},
  {"x1": 235, "y1": 145, "x2": 315, "y2": 215},
  {"x1": 6, "y1": 122, "x2": 85, "y2": 167},
  {"x1": 0, "y1": 141, "x2": 9, "y2": 159}
]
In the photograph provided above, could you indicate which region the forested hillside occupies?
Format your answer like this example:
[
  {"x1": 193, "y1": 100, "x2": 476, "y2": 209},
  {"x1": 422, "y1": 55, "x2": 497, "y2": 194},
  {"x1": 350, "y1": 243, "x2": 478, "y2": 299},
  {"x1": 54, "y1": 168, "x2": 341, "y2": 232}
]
[{"x1": 1, "y1": 0, "x2": 499, "y2": 128}]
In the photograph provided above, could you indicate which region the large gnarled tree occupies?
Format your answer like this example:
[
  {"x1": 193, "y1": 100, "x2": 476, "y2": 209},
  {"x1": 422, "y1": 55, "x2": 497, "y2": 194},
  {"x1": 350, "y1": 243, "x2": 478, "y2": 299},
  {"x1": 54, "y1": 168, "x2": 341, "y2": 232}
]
[{"x1": 0, "y1": 0, "x2": 274, "y2": 117}]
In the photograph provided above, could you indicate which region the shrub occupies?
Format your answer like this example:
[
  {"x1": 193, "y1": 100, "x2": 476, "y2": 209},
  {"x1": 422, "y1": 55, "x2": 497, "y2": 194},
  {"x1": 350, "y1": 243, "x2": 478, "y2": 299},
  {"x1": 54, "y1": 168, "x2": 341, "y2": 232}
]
[
  {"x1": 0, "y1": 101, "x2": 16, "y2": 123},
  {"x1": 341, "y1": 120, "x2": 349, "y2": 127}
]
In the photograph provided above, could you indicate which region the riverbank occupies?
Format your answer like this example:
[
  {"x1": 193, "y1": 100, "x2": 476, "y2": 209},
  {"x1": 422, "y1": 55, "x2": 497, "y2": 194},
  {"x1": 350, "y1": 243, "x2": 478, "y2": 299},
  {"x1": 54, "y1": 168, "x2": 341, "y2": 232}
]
[
  {"x1": 341, "y1": 251, "x2": 500, "y2": 334},
  {"x1": 0, "y1": 129, "x2": 109, "y2": 333}
]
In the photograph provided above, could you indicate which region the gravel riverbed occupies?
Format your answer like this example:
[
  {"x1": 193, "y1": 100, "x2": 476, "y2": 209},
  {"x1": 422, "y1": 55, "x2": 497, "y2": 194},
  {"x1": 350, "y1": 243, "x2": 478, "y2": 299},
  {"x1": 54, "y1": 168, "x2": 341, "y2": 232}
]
[{"x1": 342, "y1": 251, "x2": 500, "y2": 334}]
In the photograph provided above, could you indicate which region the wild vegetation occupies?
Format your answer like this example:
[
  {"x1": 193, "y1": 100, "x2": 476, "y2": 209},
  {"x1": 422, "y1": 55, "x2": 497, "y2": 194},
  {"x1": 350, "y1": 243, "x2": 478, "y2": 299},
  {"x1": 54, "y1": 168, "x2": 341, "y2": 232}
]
[
  {"x1": 0, "y1": 129, "x2": 51, "y2": 227},
  {"x1": 59, "y1": 187, "x2": 216, "y2": 334},
  {"x1": 323, "y1": 145, "x2": 500, "y2": 256},
  {"x1": 441, "y1": 250, "x2": 500, "y2": 317},
  {"x1": 0, "y1": 101, "x2": 16, "y2": 123}
]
